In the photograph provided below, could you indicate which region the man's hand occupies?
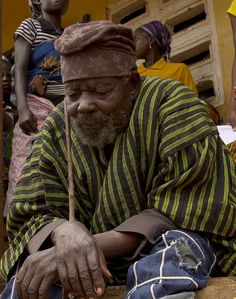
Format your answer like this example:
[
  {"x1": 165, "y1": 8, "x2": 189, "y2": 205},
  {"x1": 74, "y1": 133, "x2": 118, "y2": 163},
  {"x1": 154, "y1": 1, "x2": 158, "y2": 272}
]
[
  {"x1": 52, "y1": 220, "x2": 110, "y2": 298},
  {"x1": 16, "y1": 247, "x2": 58, "y2": 299}
]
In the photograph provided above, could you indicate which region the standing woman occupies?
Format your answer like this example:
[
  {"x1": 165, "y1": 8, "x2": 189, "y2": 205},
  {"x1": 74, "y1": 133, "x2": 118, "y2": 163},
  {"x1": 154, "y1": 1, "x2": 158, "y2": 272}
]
[
  {"x1": 4, "y1": 0, "x2": 69, "y2": 216},
  {"x1": 134, "y1": 20, "x2": 198, "y2": 94}
]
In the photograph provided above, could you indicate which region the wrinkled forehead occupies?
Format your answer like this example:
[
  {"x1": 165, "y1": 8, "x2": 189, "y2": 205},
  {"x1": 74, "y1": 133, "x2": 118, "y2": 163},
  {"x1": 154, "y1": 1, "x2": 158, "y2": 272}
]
[{"x1": 64, "y1": 76, "x2": 126, "y2": 93}]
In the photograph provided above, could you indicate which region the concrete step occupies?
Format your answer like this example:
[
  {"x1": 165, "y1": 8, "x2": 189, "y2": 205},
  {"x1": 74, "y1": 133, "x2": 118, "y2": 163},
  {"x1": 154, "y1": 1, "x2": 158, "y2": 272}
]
[{"x1": 100, "y1": 277, "x2": 236, "y2": 299}]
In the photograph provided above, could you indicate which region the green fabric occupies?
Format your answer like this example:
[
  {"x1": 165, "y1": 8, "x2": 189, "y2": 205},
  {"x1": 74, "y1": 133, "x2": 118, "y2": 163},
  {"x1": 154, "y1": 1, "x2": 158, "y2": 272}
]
[{"x1": 1, "y1": 77, "x2": 235, "y2": 280}]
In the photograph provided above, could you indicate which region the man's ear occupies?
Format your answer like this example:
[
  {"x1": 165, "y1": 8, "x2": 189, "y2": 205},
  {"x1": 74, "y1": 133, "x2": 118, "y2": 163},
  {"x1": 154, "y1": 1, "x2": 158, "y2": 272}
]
[{"x1": 129, "y1": 72, "x2": 141, "y2": 98}]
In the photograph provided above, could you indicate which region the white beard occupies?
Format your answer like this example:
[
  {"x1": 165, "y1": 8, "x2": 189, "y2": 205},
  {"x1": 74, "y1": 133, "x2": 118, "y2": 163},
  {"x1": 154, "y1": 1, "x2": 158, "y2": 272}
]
[{"x1": 71, "y1": 111, "x2": 130, "y2": 149}]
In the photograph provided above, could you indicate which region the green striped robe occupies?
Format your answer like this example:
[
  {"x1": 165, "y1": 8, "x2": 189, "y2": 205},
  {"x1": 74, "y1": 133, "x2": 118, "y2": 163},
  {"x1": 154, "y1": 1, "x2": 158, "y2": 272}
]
[{"x1": 1, "y1": 77, "x2": 235, "y2": 280}]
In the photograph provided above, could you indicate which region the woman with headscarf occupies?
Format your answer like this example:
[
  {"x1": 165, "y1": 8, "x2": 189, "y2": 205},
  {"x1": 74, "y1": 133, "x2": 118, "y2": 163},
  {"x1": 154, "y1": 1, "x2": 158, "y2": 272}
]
[
  {"x1": 4, "y1": 0, "x2": 69, "y2": 216},
  {"x1": 134, "y1": 20, "x2": 198, "y2": 94}
]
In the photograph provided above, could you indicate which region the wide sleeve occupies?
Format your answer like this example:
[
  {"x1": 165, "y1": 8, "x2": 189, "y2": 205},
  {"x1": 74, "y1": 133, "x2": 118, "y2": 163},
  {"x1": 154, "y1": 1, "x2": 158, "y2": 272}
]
[
  {"x1": 114, "y1": 209, "x2": 176, "y2": 259},
  {"x1": 0, "y1": 109, "x2": 69, "y2": 280}
]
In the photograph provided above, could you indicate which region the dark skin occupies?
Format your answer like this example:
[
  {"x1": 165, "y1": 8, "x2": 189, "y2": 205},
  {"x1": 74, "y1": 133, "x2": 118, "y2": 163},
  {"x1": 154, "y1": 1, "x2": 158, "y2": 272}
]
[
  {"x1": 2, "y1": 60, "x2": 12, "y2": 99},
  {"x1": 134, "y1": 28, "x2": 162, "y2": 68},
  {"x1": 16, "y1": 73, "x2": 143, "y2": 299},
  {"x1": 3, "y1": 110, "x2": 14, "y2": 132},
  {"x1": 15, "y1": 0, "x2": 69, "y2": 135},
  {"x1": 2, "y1": 60, "x2": 14, "y2": 131},
  {"x1": 226, "y1": 14, "x2": 236, "y2": 130}
]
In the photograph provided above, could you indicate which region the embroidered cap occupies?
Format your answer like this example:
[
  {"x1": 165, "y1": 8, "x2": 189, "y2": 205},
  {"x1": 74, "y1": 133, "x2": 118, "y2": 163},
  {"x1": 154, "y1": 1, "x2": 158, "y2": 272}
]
[{"x1": 55, "y1": 20, "x2": 137, "y2": 82}]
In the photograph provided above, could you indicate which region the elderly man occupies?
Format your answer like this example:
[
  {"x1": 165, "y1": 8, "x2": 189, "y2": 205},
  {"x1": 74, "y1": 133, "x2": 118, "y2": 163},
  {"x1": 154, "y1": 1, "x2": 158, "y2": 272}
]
[{"x1": 1, "y1": 21, "x2": 235, "y2": 299}]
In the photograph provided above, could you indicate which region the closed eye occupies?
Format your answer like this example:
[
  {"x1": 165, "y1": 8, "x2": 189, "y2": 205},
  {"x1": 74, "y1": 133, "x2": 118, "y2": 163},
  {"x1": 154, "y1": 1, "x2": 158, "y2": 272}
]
[
  {"x1": 93, "y1": 88, "x2": 113, "y2": 97},
  {"x1": 66, "y1": 92, "x2": 81, "y2": 102}
]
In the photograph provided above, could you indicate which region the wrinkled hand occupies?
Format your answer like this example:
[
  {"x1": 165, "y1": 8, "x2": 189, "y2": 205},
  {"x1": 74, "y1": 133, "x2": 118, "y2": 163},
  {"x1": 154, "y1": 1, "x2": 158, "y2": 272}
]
[
  {"x1": 18, "y1": 106, "x2": 38, "y2": 135},
  {"x1": 52, "y1": 220, "x2": 111, "y2": 298},
  {"x1": 16, "y1": 247, "x2": 58, "y2": 299},
  {"x1": 226, "y1": 110, "x2": 236, "y2": 131}
]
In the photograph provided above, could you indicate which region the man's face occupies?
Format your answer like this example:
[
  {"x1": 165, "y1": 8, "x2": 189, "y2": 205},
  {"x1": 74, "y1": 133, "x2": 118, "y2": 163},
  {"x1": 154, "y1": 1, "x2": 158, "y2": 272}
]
[
  {"x1": 134, "y1": 28, "x2": 151, "y2": 59},
  {"x1": 65, "y1": 76, "x2": 135, "y2": 149}
]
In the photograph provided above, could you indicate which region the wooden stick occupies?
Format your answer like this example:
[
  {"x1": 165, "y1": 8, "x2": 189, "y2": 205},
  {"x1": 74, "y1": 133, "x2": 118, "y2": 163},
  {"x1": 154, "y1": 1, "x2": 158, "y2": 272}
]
[{"x1": 64, "y1": 100, "x2": 76, "y2": 221}]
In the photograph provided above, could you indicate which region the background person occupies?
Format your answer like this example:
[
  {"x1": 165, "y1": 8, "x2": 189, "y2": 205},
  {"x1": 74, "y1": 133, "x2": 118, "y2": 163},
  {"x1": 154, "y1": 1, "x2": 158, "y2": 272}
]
[
  {"x1": 134, "y1": 20, "x2": 198, "y2": 94},
  {"x1": 4, "y1": 0, "x2": 69, "y2": 216}
]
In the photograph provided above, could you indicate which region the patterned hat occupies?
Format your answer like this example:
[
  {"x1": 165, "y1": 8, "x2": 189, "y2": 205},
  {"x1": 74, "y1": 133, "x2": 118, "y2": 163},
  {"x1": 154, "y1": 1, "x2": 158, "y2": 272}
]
[{"x1": 55, "y1": 21, "x2": 137, "y2": 82}]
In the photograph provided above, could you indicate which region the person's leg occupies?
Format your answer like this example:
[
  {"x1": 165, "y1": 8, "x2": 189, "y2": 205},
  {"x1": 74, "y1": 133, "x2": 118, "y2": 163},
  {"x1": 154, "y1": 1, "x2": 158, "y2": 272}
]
[{"x1": 125, "y1": 230, "x2": 216, "y2": 299}]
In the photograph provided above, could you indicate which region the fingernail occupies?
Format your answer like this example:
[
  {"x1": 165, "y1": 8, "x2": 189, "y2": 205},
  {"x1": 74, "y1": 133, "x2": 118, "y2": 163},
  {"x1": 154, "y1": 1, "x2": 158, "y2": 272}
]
[{"x1": 96, "y1": 287, "x2": 104, "y2": 296}]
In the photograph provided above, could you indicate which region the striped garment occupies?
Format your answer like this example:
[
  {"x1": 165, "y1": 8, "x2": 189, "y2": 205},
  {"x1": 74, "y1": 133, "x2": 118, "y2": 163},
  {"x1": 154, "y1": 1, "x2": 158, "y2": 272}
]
[
  {"x1": 228, "y1": 141, "x2": 236, "y2": 162},
  {"x1": 15, "y1": 17, "x2": 64, "y2": 98},
  {"x1": 15, "y1": 18, "x2": 60, "y2": 49},
  {"x1": 1, "y1": 77, "x2": 235, "y2": 280}
]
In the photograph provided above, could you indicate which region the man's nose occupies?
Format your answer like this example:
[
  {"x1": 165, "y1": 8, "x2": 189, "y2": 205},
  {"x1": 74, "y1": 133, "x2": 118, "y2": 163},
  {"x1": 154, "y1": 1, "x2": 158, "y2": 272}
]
[{"x1": 77, "y1": 92, "x2": 97, "y2": 114}]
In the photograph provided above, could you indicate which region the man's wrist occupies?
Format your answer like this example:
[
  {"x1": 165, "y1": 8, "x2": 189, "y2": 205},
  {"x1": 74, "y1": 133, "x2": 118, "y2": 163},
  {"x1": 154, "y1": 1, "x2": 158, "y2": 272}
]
[
  {"x1": 51, "y1": 221, "x2": 67, "y2": 244},
  {"x1": 27, "y1": 220, "x2": 67, "y2": 254},
  {"x1": 94, "y1": 230, "x2": 142, "y2": 259}
]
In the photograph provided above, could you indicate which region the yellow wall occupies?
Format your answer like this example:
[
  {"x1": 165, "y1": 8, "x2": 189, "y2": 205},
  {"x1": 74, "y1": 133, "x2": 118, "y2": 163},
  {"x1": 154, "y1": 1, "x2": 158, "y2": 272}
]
[
  {"x1": 214, "y1": 0, "x2": 234, "y2": 118},
  {"x1": 2, "y1": 0, "x2": 113, "y2": 53},
  {"x1": 2, "y1": 0, "x2": 235, "y2": 118}
]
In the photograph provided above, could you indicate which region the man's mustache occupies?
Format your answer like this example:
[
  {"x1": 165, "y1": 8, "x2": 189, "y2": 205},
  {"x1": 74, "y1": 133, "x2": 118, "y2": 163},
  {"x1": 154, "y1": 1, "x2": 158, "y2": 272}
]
[{"x1": 74, "y1": 115, "x2": 113, "y2": 126}]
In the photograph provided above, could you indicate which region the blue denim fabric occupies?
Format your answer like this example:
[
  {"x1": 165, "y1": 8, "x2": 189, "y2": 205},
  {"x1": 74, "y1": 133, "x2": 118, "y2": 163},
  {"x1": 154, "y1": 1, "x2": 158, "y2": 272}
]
[
  {"x1": 126, "y1": 230, "x2": 216, "y2": 299},
  {"x1": 161, "y1": 292, "x2": 195, "y2": 299},
  {"x1": 1, "y1": 276, "x2": 64, "y2": 299}
]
